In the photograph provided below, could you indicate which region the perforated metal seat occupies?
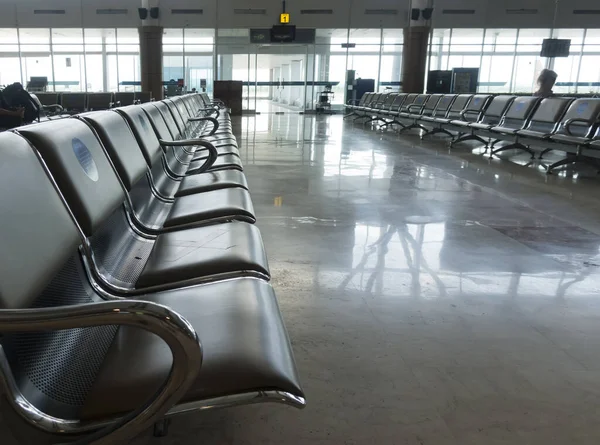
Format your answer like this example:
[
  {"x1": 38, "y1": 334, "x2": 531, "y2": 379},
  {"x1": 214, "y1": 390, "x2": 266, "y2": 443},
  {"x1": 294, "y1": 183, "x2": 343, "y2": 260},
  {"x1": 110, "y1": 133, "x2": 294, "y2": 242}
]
[
  {"x1": 81, "y1": 110, "x2": 255, "y2": 230},
  {"x1": 18, "y1": 119, "x2": 269, "y2": 292},
  {"x1": 0, "y1": 132, "x2": 303, "y2": 444}
]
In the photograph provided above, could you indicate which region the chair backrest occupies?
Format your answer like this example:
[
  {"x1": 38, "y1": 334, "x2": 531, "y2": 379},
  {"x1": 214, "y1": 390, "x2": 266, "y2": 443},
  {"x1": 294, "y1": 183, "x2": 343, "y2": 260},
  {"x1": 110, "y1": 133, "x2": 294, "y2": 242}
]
[
  {"x1": 554, "y1": 98, "x2": 600, "y2": 138},
  {"x1": 524, "y1": 97, "x2": 573, "y2": 134},
  {"x1": 18, "y1": 119, "x2": 126, "y2": 237},
  {"x1": 407, "y1": 94, "x2": 430, "y2": 114},
  {"x1": 479, "y1": 95, "x2": 516, "y2": 125},
  {"x1": 61, "y1": 93, "x2": 87, "y2": 111},
  {"x1": 142, "y1": 102, "x2": 180, "y2": 140},
  {"x1": 115, "y1": 106, "x2": 165, "y2": 168},
  {"x1": 445, "y1": 94, "x2": 472, "y2": 120},
  {"x1": 80, "y1": 111, "x2": 148, "y2": 191},
  {"x1": 0, "y1": 132, "x2": 119, "y2": 421},
  {"x1": 114, "y1": 92, "x2": 135, "y2": 107},
  {"x1": 460, "y1": 94, "x2": 492, "y2": 122},
  {"x1": 374, "y1": 93, "x2": 389, "y2": 109},
  {"x1": 389, "y1": 93, "x2": 407, "y2": 110},
  {"x1": 369, "y1": 93, "x2": 382, "y2": 108},
  {"x1": 382, "y1": 93, "x2": 397, "y2": 109},
  {"x1": 399, "y1": 94, "x2": 418, "y2": 112},
  {"x1": 0, "y1": 132, "x2": 81, "y2": 310},
  {"x1": 420, "y1": 94, "x2": 443, "y2": 116},
  {"x1": 431, "y1": 94, "x2": 456, "y2": 118},
  {"x1": 87, "y1": 93, "x2": 114, "y2": 111},
  {"x1": 499, "y1": 96, "x2": 541, "y2": 130},
  {"x1": 135, "y1": 91, "x2": 152, "y2": 103},
  {"x1": 361, "y1": 92, "x2": 373, "y2": 105},
  {"x1": 35, "y1": 92, "x2": 61, "y2": 106}
]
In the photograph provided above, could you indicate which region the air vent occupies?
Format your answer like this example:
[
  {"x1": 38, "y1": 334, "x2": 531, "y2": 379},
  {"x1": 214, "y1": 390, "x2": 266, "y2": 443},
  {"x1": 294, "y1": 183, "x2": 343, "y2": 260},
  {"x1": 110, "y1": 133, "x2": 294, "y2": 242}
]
[
  {"x1": 300, "y1": 9, "x2": 333, "y2": 14},
  {"x1": 365, "y1": 9, "x2": 399, "y2": 15},
  {"x1": 34, "y1": 9, "x2": 65, "y2": 15},
  {"x1": 96, "y1": 9, "x2": 128, "y2": 15},
  {"x1": 442, "y1": 9, "x2": 475, "y2": 14},
  {"x1": 172, "y1": 9, "x2": 204, "y2": 15},
  {"x1": 573, "y1": 9, "x2": 600, "y2": 14},
  {"x1": 506, "y1": 8, "x2": 538, "y2": 14},
  {"x1": 234, "y1": 9, "x2": 267, "y2": 15}
]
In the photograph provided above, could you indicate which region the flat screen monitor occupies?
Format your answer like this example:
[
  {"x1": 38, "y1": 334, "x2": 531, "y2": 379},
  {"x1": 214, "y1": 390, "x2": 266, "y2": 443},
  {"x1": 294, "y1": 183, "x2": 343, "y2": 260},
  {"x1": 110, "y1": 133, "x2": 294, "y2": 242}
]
[
  {"x1": 541, "y1": 39, "x2": 571, "y2": 58},
  {"x1": 271, "y1": 25, "x2": 296, "y2": 43}
]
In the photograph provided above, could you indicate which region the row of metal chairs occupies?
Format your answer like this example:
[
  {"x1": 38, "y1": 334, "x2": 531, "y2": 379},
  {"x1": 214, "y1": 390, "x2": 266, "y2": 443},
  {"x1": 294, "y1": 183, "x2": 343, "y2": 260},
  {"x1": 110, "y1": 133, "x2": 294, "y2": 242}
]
[
  {"x1": 35, "y1": 91, "x2": 153, "y2": 115},
  {"x1": 348, "y1": 92, "x2": 600, "y2": 174},
  {"x1": 0, "y1": 92, "x2": 304, "y2": 443}
]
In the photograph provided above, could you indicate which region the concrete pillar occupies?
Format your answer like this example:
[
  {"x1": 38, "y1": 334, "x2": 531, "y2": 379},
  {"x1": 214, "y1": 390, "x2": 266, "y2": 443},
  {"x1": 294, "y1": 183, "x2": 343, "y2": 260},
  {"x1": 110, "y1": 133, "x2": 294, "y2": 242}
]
[
  {"x1": 401, "y1": 0, "x2": 432, "y2": 93},
  {"x1": 139, "y1": 26, "x2": 163, "y2": 100},
  {"x1": 401, "y1": 27, "x2": 430, "y2": 93}
]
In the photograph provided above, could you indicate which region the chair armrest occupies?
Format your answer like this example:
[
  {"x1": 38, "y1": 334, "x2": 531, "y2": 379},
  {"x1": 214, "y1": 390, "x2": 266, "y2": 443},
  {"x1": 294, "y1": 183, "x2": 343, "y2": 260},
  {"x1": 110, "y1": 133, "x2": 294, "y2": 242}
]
[
  {"x1": 0, "y1": 300, "x2": 202, "y2": 444},
  {"x1": 159, "y1": 138, "x2": 218, "y2": 173},
  {"x1": 188, "y1": 116, "x2": 220, "y2": 136},
  {"x1": 407, "y1": 104, "x2": 423, "y2": 113},
  {"x1": 197, "y1": 107, "x2": 220, "y2": 120},
  {"x1": 564, "y1": 118, "x2": 590, "y2": 136},
  {"x1": 459, "y1": 109, "x2": 479, "y2": 121}
]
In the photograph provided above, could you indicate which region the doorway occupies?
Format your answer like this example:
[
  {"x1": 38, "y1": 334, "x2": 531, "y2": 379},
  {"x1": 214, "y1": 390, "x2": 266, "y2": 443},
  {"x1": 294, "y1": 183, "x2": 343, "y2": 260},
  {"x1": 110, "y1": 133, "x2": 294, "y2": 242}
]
[{"x1": 251, "y1": 45, "x2": 309, "y2": 114}]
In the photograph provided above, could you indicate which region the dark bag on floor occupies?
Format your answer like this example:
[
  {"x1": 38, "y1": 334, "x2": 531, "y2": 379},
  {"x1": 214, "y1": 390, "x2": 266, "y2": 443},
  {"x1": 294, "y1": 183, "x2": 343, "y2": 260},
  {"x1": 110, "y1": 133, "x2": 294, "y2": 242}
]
[{"x1": 1, "y1": 83, "x2": 40, "y2": 124}]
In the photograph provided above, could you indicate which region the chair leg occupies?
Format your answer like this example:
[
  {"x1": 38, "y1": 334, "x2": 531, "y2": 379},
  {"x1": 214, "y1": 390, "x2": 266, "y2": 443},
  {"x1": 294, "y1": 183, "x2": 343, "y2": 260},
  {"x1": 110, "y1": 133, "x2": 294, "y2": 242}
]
[
  {"x1": 490, "y1": 142, "x2": 535, "y2": 159},
  {"x1": 153, "y1": 419, "x2": 172, "y2": 438},
  {"x1": 546, "y1": 155, "x2": 600, "y2": 174},
  {"x1": 450, "y1": 133, "x2": 488, "y2": 147},
  {"x1": 422, "y1": 127, "x2": 453, "y2": 140},
  {"x1": 539, "y1": 148, "x2": 553, "y2": 159},
  {"x1": 489, "y1": 138, "x2": 502, "y2": 149},
  {"x1": 399, "y1": 122, "x2": 428, "y2": 134},
  {"x1": 343, "y1": 113, "x2": 356, "y2": 119}
]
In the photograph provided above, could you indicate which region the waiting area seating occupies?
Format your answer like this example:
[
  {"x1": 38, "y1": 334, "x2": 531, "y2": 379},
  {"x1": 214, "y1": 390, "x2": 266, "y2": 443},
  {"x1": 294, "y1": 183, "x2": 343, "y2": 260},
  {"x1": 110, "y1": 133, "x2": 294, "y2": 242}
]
[
  {"x1": 0, "y1": 92, "x2": 304, "y2": 443},
  {"x1": 34, "y1": 91, "x2": 154, "y2": 116},
  {"x1": 349, "y1": 92, "x2": 600, "y2": 174}
]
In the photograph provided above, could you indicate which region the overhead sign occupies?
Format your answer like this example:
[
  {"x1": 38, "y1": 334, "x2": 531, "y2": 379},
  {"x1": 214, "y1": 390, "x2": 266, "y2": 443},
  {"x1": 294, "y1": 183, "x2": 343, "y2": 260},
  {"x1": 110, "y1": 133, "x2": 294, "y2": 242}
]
[{"x1": 280, "y1": 13, "x2": 290, "y2": 24}]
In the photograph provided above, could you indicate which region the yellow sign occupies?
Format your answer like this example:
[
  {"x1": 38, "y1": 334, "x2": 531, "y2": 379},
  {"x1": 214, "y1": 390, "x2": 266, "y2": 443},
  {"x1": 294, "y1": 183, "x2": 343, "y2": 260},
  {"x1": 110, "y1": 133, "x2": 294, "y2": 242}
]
[{"x1": 280, "y1": 13, "x2": 290, "y2": 24}]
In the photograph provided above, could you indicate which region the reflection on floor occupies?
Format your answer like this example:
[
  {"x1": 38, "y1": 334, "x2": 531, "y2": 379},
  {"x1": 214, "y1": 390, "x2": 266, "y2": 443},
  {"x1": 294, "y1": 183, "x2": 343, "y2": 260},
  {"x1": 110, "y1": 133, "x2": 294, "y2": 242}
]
[
  {"x1": 5, "y1": 114, "x2": 600, "y2": 444},
  {"x1": 254, "y1": 98, "x2": 304, "y2": 114}
]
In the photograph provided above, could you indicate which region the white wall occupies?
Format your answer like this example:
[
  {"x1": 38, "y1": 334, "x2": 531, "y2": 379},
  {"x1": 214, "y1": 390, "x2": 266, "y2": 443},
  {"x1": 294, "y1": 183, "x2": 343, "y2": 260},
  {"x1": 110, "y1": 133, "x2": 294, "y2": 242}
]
[{"x1": 0, "y1": 0, "x2": 597, "y2": 29}]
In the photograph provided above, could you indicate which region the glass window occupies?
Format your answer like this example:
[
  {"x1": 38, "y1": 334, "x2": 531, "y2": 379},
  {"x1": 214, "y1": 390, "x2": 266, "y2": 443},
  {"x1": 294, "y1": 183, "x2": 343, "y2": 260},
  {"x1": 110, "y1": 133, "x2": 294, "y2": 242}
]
[
  {"x1": 164, "y1": 28, "x2": 184, "y2": 52},
  {"x1": 107, "y1": 55, "x2": 119, "y2": 91},
  {"x1": 483, "y1": 29, "x2": 517, "y2": 53},
  {"x1": 184, "y1": 29, "x2": 214, "y2": 52},
  {"x1": 553, "y1": 29, "x2": 584, "y2": 94},
  {"x1": 516, "y1": 29, "x2": 550, "y2": 53},
  {"x1": 186, "y1": 55, "x2": 214, "y2": 93},
  {"x1": 85, "y1": 54, "x2": 104, "y2": 92},
  {"x1": 19, "y1": 28, "x2": 50, "y2": 52},
  {"x1": 0, "y1": 28, "x2": 19, "y2": 52},
  {"x1": 21, "y1": 55, "x2": 53, "y2": 87},
  {"x1": 53, "y1": 54, "x2": 85, "y2": 92},
  {"x1": 479, "y1": 55, "x2": 513, "y2": 93},
  {"x1": 512, "y1": 55, "x2": 545, "y2": 92},
  {"x1": 116, "y1": 28, "x2": 139, "y2": 53},
  {"x1": 118, "y1": 54, "x2": 140, "y2": 92},
  {"x1": 0, "y1": 57, "x2": 22, "y2": 86},
  {"x1": 450, "y1": 29, "x2": 484, "y2": 53},
  {"x1": 52, "y1": 28, "x2": 83, "y2": 52}
]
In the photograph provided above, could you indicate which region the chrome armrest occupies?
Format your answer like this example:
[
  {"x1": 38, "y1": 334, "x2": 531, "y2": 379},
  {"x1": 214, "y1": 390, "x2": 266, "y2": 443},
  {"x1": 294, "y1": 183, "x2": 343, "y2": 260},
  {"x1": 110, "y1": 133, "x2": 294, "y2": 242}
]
[
  {"x1": 188, "y1": 116, "x2": 220, "y2": 136},
  {"x1": 564, "y1": 118, "x2": 590, "y2": 136},
  {"x1": 159, "y1": 138, "x2": 218, "y2": 173},
  {"x1": 0, "y1": 300, "x2": 202, "y2": 444}
]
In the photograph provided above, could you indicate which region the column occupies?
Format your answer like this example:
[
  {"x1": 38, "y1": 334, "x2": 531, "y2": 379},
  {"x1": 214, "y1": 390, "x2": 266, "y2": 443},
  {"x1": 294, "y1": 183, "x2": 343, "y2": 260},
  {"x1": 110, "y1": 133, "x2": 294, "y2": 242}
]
[
  {"x1": 401, "y1": 0, "x2": 432, "y2": 93},
  {"x1": 139, "y1": 26, "x2": 163, "y2": 100}
]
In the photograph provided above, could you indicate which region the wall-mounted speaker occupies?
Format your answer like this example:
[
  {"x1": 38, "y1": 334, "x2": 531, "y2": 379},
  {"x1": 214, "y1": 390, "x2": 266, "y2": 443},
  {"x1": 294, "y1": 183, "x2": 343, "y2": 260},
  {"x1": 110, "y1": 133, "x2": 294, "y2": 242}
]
[
  {"x1": 138, "y1": 8, "x2": 148, "y2": 20},
  {"x1": 422, "y1": 8, "x2": 434, "y2": 20},
  {"x1": 411, "y1": 8, "x2": 420, "y2": 20},
  {"x1": 150, "y1": 7, "x2": 160, "y2": 19}
]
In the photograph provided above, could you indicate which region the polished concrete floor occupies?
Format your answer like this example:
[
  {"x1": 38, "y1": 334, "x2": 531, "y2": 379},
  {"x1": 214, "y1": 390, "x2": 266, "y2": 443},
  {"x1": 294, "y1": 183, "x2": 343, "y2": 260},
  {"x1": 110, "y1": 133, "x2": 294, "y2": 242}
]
[{"x1": 5, "y1": 114, "x2": 600, "y2": 444}]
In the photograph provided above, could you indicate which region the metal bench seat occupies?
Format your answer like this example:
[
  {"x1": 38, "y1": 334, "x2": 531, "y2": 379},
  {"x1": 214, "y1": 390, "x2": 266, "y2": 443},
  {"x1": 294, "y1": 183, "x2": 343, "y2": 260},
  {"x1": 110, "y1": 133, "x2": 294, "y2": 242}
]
[
  {"x1": 81, "y1": 111, "x2": 255, "y2": 231},
  {"x1": 119, "y1": 105, "x2": 244, "y2": 176},
  {"x1": 115, "y1": 106, "x2": 248, "y2": 199},
  {"x1": 17, "y1": 120, "x2": 269, "y2": 293},
  {"x1": 0, "y1": 132, "x2": 303, "y2": 444}
]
